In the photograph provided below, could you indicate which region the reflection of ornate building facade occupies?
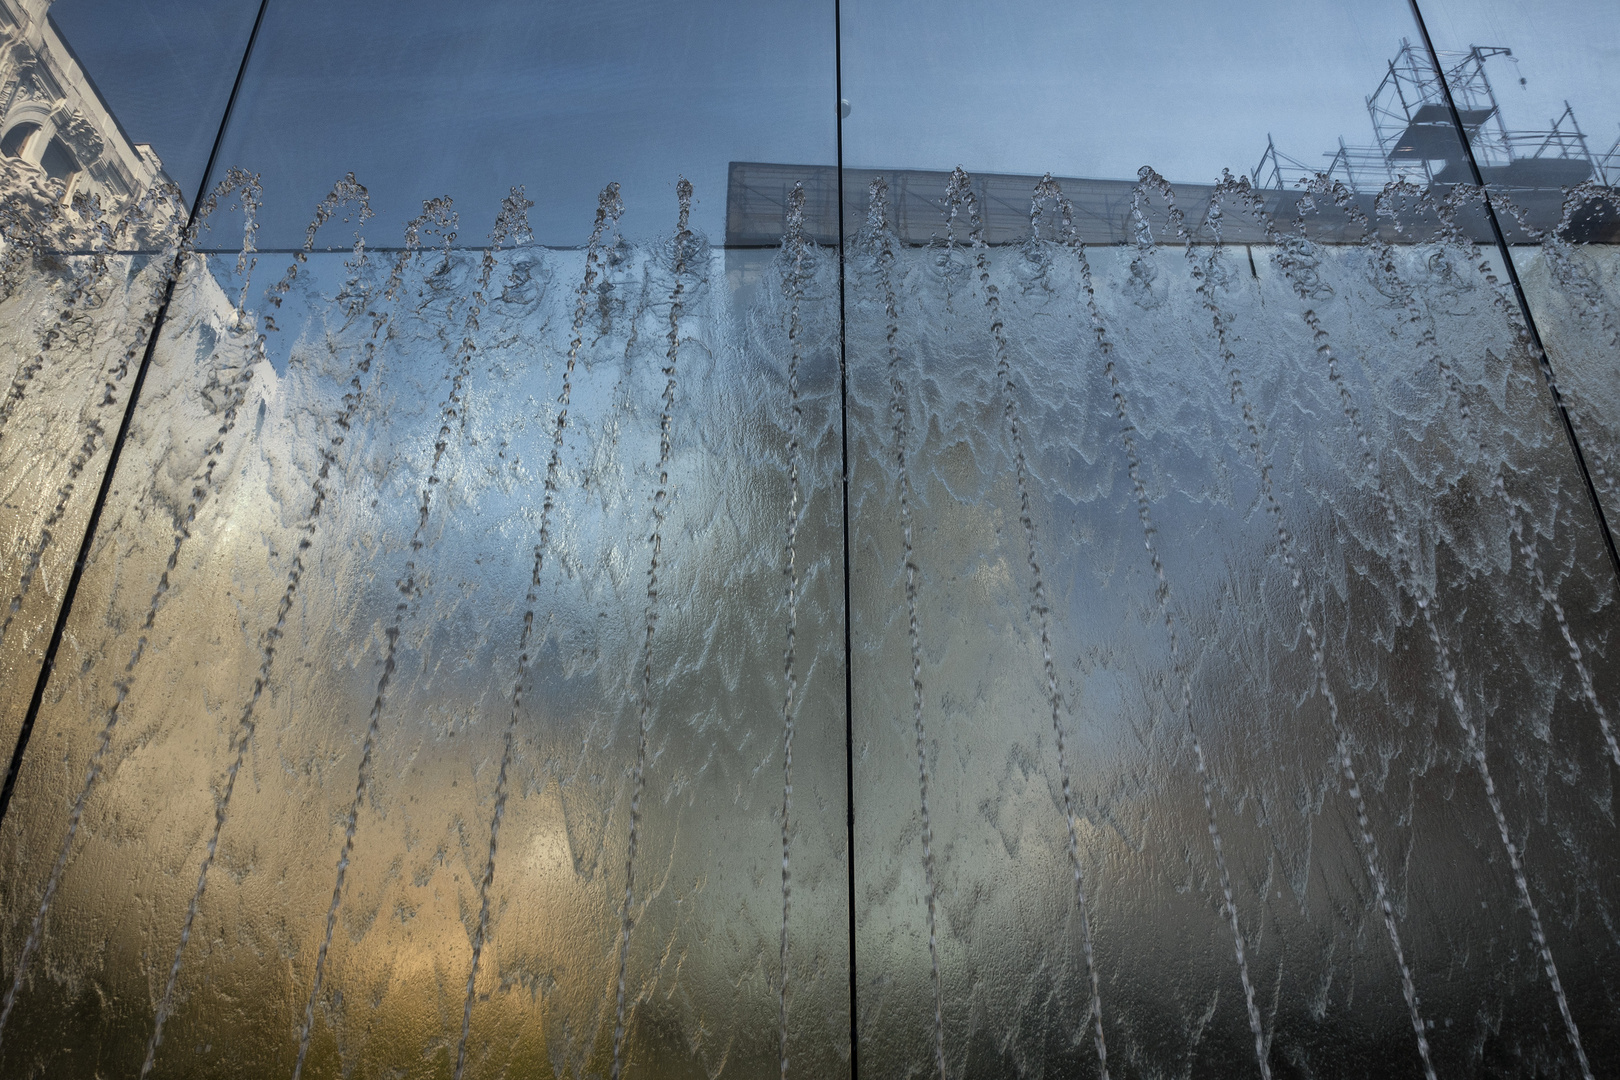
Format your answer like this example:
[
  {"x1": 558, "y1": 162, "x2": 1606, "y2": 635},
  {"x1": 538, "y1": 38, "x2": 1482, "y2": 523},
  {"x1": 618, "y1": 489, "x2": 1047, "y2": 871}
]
[{"x1": 0, "y1": 0, "x2": 168, "y2": 212}]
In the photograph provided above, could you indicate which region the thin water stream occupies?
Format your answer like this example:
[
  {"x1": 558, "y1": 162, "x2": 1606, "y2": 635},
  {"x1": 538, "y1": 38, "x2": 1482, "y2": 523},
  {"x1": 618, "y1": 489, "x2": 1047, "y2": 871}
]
[
  {"x1": 1034, "y1": 173, "x2": 1274, "y2": 1080},
  {"x1": 442, "y1": 186, "x2": 540, "y2": 1080},
  {"x1": 1135, "y1": 166, "x2": 1436, "y2": 1077},
  {"x1": 140, "y1": 176, "x2": 375, "y2": 1078},
  {"x1": 865, "y1": 175, "x2": 948, "y2": 1080},
  {"x1": 777, "y1": 180, "x2": 808, "y2": 1080},
  {"x1": 289, "y1": 194, "x2": 459, "y2": 1080},
  {"x1": 612, "y1": 177, "x2": 696, "y2": 1080},
  {"x1": 950, "y1": 167, "x2": 1111, "y2": 1080}
]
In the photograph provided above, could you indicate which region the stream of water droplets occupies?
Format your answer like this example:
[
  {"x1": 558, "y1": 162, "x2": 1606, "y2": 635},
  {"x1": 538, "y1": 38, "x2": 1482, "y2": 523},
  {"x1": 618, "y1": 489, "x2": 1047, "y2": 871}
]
[
  {"x1": 867, "y1": 174, "x2": 949, "y2": 1080},
  {"x1": 1135, "y1": 165, "x2": 1440, "y2": 1079},
  {"x1": 140, "y1": 176, "x2": 375, "y2": 1079},
  {"x1": 612, "y1": 176, "x2": 695, "y2": 1080},
  {"x1": 289, "y1": 193, "x2": 459, "y2": 1080},
  {"x1": 1033, "y1": 172, "x2": 1275, "y2": 1080},
  {"x1": 949, "y1": 166, "x2": 1112, "y2": 1080},
  {"x1": 777, "y1": 180, "x2": 810, "y2": 1080}
]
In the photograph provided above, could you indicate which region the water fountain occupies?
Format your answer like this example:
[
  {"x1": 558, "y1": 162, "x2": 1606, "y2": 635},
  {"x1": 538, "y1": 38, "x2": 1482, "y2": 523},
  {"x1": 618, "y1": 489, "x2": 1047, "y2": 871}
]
[{"x1": 0, "y1": 16, "x2": 1616, "y2": 1078}]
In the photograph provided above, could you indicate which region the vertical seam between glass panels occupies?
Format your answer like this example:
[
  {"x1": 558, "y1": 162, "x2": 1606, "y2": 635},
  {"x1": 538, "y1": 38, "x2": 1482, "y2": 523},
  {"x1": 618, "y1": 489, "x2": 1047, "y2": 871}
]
[
  {"x1": 1407, "y1": 0, "x2": 1620, "y2": 584},
  {"x1": 0, "y1": 0, "x2": 276, "y2": 827},
  {"x1": 834, "y1": 1, "x2": 858, "y2": 1075}
]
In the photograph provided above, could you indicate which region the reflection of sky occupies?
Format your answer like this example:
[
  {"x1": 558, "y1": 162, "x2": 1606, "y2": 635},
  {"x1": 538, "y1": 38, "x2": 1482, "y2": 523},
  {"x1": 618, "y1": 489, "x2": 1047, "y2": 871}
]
[
  {"x1": 199, "y1": 0, "x2": 836, "y2": 247},
  {"x1": 843, "y1": 0, "x2": 1418, "y2": 183},
  {"x1": 842, "y1": 0, "x2": 1616, "y2": 186},
  {"x1": 47, "y1": 0, "x2": 1616, "y2": 247}
]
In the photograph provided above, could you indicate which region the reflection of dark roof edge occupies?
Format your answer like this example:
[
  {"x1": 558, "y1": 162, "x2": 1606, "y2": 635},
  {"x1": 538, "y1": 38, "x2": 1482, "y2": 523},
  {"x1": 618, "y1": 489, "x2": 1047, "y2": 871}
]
[
  {"x1": 727, "y1": 161, "x2": 1323, "y2": 247},
  {"x1": 726, "y1": 160, "x2": 1603, "y2": 247},
  {"x1": 45, "y1": 11, "x2": 142, "y2": 156}
]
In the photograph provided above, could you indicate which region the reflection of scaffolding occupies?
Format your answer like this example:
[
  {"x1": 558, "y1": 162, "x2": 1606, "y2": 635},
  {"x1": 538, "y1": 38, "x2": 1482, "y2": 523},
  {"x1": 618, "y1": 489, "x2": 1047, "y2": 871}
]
[
  {"x1": 1368, "y1": 41, "x2": 1499, "y2": 186},
  {"x1": 1258, "y1": 39, "x2": 1600, "y2": 196},
  {"x1": 1253, "y1": 135, "x2": 1399, "y2": 195},
  {"x1": 1594, "y1": 128, "x2": 1620, "y2": 186}
]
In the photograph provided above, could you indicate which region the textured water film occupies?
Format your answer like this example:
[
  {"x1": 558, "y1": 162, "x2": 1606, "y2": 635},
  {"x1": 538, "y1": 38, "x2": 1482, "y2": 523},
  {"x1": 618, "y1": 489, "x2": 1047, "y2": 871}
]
[
  {"x1": 2, "y1": 161, "x2": 1619, "y2": 1077},
  {"x1": 1512, "y1": 227, "x2": 1620, "y2": 527},
  {"x1": 0, "y1": 185, "x2": 852, "y2": 1076},
  {"x1": 0, "y1": 170, "x2": 184, "y2": 767},
  {"x1": 846, "y1": 179, "x2": 1618, "y2": 1078},
  {"x1": 2, "y1": 9, "x2": 1619, "y2": 1077}
]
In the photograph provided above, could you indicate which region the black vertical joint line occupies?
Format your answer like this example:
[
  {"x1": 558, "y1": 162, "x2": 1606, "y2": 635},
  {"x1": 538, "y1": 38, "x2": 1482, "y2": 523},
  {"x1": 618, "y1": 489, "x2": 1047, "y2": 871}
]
[
  {"x1": 1406, "y1": 0, "x2": 1620, "y2": 584},
  {"x1": 0, "y1": 0, "x2": 274, "y2": 826},
  {"x1": 834, "y1": 1, "x2": 858, "y2": 1077}
]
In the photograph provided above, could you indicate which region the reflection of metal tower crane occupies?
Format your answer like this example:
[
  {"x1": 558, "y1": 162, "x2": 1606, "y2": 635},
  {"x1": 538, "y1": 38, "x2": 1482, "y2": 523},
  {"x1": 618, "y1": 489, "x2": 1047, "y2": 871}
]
[
  {"x1": 1367, "y1": 41, "x2": 1493, "y2": 186},
  {"x1": 1255, "y1": 39, "x2": 1599, "y2": 195},
  {"x1": 1370, "y1": 40, "x2": 1595, "y2": 190}
]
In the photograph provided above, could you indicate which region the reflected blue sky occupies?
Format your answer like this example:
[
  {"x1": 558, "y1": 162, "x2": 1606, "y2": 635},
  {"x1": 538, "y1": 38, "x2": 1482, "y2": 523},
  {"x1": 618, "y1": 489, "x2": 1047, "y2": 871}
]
[
  {"x1": 843, "y1": 0, "x2": 1415, "y2": 182},
  {"x1": 207, "y1": 0, "x2": 835, "y2": 246},
  {"x1": 841, "y1": 0, "x2": 1615, "y2": 186},
  {"x1": 44, "y1": 0, "x2": 1619, "y2": 247}
]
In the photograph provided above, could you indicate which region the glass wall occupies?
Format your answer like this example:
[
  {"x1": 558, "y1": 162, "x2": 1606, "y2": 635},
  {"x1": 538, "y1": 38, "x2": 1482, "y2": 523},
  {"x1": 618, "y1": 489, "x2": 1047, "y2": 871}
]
[
  {"x1": 1420, "y1": 0, "x2": 1620, "y2": 530},
  {"x1": 840, "y1": 1, "x2": 1617, "y2": 1076},
  {"x1": 0, "y1": 0, "x2": 262, "y2": 773},
  {"x1": 0, "y1": 1, "x2": 1615, "y2": 1077},
  {"x1": 1, "y1": 2, "x2": 848, "y2": 1076}
]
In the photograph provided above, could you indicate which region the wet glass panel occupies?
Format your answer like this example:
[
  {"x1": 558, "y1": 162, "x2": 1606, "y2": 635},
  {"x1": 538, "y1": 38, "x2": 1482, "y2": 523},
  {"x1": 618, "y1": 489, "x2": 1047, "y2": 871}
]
[
  {"x1": 0, "y1": 4, "x2": 848, "y2": 1079},
  {"x1": 840, "y1": 1, "x2": 1619, "y2": 1076},
  {"x1": 0, "y1": 0, "x2": 258, "y2": 779},
  {"x1": 1421, "y1": 0, "x2": 1620, "y2": 531},
  {"x1": 210, "y1": 0, "x2": 839, "y2": 248}
]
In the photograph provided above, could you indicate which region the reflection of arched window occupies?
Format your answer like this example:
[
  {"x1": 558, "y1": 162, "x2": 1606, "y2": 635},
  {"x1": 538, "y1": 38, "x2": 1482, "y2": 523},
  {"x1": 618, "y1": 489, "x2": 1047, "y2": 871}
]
[
  {"x1": 39, "y1": 136, "x2": 78, "y2": 181},
  {"x1": 1, "y1": 121, "x2": 41, "y2": 159}
]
